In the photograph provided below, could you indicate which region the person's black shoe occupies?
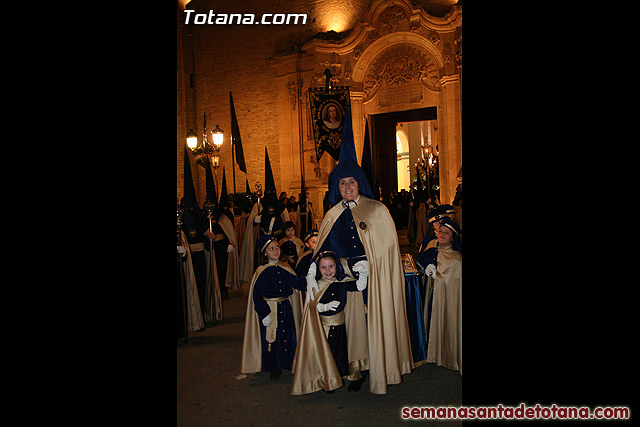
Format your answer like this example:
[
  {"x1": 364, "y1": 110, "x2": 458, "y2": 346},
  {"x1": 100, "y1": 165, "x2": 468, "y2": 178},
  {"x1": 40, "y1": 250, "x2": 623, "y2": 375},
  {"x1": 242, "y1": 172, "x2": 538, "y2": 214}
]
[
  {"x1": 323, "y1": 389, "x2": 335, "y2": 394},
  {"x1": 348, "y1": 377, "x2": 363, "y2": 392},
  {"x1": 270, "y1": 370, "x2": 282, "y2": 380}
]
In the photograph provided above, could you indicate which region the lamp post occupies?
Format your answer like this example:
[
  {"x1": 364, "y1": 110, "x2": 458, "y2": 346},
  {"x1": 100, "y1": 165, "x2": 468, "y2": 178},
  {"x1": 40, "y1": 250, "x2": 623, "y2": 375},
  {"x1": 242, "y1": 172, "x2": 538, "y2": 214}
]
[
  {"x1": 186, "y1": 117, "x2": 224, "y2": 168},
  {"x1": 210, "y1": 124, "x2": 223, "y2": 192},
  {"x1": 186, "y1": 115, "x2": 224, "y2": 197}
]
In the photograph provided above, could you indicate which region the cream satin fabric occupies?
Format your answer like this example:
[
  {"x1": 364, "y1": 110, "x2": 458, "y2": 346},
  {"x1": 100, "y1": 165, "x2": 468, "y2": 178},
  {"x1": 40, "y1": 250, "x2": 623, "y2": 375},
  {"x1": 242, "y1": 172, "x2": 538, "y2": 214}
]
[
  {"x1": 425, "y1": 244, "x2": 462, "y2": 374},
  {"x1": 204, "y1": 243, "x2": 223, "y2": 322},
  {"x1": 180, "y1": 230, "x2": 205, "y2": 331},
  {"x1": 240, "y1": 261, "x2": 303, "y2": 374},
  {"x1": 308, "y1": 196, "x2": 414, "y2": 394},
  {"x1": 217, "y1": 214, "x2": 240, "y2": 290},
  {"x1": 238, "y1": 203, "x2": 260, "y2": 285},
  {"x1": 291, "y1": 259, "x2": 365, "y2": 395}
]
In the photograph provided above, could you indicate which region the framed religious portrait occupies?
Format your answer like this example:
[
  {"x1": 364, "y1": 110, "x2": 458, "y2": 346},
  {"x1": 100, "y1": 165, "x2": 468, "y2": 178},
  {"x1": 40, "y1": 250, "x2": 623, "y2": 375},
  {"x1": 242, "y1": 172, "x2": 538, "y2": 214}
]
[
  {"x1": 322, "y1": 102, "x2": 343, "y2": 130},
  {"x1": 309, "y1": 88, "x2": 349, "y2": 161}
]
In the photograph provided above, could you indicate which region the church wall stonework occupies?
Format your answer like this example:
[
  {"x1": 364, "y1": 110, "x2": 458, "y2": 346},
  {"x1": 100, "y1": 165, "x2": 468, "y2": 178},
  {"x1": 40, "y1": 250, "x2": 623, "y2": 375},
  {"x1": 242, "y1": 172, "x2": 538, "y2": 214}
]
[{"x1": 177, "y1": 0, "x2": 461, "y2": 217}]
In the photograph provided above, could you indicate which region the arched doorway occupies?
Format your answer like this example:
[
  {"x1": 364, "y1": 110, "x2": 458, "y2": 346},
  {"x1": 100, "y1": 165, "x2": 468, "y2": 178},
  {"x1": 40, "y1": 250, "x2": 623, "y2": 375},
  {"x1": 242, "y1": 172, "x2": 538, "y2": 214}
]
[{"x1": 369, "y1": 106, "x2": 437, "y2": 198}]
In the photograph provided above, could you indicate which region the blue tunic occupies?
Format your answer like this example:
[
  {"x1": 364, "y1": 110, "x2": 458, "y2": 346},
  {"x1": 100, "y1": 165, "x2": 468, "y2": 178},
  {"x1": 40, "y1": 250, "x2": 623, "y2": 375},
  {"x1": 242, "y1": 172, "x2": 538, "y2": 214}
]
[
  {"x1": 295, "y1": 250, "x2": 313, "y2": 277},
  {"x1": 416, "y1": 246, "x2": 438, "y2": 270},
  {"x1": 317, "y1": 205, "x2": 368, "y2": 303},
  {"x1": 252, "y1": 263, "x2": 306, "y2": 372},
  {"x1": 318, "y1": 279, "x2": 359, "y2": 376},
  {"x1": 320, "y1": 205, "x2": 366, "y2": 259},
  {"x1": 414, "y1": 246, "x2": 438, "y2": 361}
]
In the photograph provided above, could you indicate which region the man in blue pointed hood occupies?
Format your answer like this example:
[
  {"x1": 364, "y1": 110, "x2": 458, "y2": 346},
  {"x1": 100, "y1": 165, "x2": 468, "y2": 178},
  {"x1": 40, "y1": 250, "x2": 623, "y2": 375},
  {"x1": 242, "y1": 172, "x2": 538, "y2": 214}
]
[
  {"x1": 255, "y1": 147, "x2": 288, "y2": 238},
  {"x1": 203, "y1": 165, "x2": 239, "y2": 302},
  {"x1": 293, "y1": 106, "x2": 414, "y2": 395}
]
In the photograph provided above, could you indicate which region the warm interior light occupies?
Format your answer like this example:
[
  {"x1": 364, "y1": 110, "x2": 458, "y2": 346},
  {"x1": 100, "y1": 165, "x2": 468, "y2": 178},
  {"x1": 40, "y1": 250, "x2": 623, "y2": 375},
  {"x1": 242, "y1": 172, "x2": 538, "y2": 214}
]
[
  {"x1": 186, "y1": 129, "x2": 198, "y2": 149},
  {"x1": 211, "y1": 125, "x2": 224, "y2": 147}
]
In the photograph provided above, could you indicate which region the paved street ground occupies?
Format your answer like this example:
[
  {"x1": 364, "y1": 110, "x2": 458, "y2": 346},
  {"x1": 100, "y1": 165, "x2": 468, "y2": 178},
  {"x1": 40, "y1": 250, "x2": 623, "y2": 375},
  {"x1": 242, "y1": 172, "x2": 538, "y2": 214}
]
[{"x1": 177, "y1": 230, "x2": 462, "y2": 426}]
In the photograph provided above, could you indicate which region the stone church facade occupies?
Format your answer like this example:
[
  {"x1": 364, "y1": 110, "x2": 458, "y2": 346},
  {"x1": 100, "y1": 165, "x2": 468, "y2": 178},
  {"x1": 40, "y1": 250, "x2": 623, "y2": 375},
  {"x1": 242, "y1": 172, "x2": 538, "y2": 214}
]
[{"x1": 177, "y1": 0, "x2": 461, "y2": 224}]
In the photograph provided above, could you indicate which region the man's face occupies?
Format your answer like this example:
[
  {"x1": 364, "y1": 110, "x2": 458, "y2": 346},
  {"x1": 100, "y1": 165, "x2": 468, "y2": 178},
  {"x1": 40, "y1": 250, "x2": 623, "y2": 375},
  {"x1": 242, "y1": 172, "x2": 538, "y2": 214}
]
[{"x1": 338, "y1": 177, "x2": 359, "y2": 201}]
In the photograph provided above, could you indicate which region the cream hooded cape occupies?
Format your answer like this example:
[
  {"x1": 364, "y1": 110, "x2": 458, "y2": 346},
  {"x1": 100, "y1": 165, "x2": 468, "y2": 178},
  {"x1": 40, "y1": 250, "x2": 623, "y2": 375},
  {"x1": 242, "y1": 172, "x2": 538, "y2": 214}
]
[
  {"x1": 307, "y1": 196, "x2": 414, "y2": 394},
  {"x1": 240, "y1": 261, "x2": 304, "y2": 374},
  {"x1": 425, "y1": 244, "x2": 462, "y2": 373},
  {"x1": 290, "y1": 258, "x2": 365, "y2": 394}
]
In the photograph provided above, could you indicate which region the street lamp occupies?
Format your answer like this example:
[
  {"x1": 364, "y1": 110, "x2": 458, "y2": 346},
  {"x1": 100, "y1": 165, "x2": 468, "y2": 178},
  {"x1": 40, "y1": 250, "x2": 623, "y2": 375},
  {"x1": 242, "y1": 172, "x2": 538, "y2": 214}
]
[
  {"x1": 211, "y1": 124, "x2": 224, "y2": 147},
  {"x1": 186, "y1": 129, "x2": 198, "y2": 150},
  {"x1": 186, "y1": 115, "x2": 223, "y2": 169}
]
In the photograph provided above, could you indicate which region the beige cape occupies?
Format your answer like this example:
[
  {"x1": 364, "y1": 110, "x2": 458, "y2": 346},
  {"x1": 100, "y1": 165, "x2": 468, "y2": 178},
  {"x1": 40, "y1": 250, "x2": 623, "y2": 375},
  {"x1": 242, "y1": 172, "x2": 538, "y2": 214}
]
[
  {"x1": 290, "y1": 258, "x2": 366, "y2": 394},
  {"x1": 179, "y1": 230, "x2": 205, "y2": 331},
  {"x1": 425, "y1": 244, "x2": 462, "y2": 374},
  {"x1": 240, "y1": 261, "x2": 304, "y2": 374},
  {"x1": 217, "y1": 213, "x2": 240, "y2": 290},
  {"x1": 309, "y1": 196, "x2": 414, "y2": 394}
]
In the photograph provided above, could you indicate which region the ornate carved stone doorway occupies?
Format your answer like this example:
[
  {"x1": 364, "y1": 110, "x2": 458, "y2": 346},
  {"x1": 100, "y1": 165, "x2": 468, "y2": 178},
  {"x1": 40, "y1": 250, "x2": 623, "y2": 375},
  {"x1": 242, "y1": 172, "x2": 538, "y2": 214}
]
[{"x1": 271, "y1": 0, "x2": 461, "y2": 221}]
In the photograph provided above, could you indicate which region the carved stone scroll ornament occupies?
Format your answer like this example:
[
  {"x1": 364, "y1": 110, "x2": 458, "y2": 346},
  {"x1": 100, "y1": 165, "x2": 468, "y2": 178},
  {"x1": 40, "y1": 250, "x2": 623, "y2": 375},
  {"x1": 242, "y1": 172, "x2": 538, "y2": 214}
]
[
  {"x1": 454, "y1": 35, "x2": 462, "y2": 64},
  {"x1": 378, "y1": 6, "x2": 408, "y2": 33},
  {"x1": 287, "y1": 81, "x2": 298, "y2": 110},
  {"x1": 363, "y1": 46, "x2": 440, "y2": 99}
]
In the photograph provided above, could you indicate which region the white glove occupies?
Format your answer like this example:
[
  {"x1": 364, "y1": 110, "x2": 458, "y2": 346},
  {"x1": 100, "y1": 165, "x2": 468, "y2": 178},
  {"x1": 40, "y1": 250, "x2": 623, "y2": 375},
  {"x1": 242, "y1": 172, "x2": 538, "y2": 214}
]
[
  {"x1": 177, "y1": 246, "x2": 186, "y2": 255},
  {"x1": 351, "y1": 260, "x2": 369, "y2": 275},
  {"x1": 425, "y1": 264, "x2": 436, "y2": 278},
  {"x1": 352, "y1": 260, "x2": 369, "y2": 291},
  {"x1": 262, "y1": 314, "x2": 272, "y2": 327},
  {"x1": 227, "y1": 244, "x2": 234, "y2": 253},
  {"x1": 305, "y1": 262, "x2": 318, "y2": 303},
  {"x1": 356, "y1": 272, "x2": 368, "y2": 291},
  {"x1": 317, "y1": 300, "x2": 340, "y2": 313},
  {"x1": 254, "y1": 215, "x2": 262, "y2": 223}
]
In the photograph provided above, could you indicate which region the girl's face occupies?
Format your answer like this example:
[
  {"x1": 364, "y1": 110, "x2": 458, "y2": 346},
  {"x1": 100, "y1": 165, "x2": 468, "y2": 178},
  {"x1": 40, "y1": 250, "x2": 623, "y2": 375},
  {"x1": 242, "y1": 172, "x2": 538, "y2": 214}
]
[
  {"x1": 306, "y1": 236, "x2": 318, "y2": 251},
  {"x1": 285, "y1": 227, "x2": 295, "y2": 239},
  {"x1": 338, "y1": 177, "x2": 359, "y2": 201},
  {"x1": 318, "y1": 257, "x2": 337, "y2": 280},
  {"x1": 437, "y1": 226, "x2": 453, "y2": 246},
  {"x1": 263, "y1": 241, "x2": 280, "y2": 261}
]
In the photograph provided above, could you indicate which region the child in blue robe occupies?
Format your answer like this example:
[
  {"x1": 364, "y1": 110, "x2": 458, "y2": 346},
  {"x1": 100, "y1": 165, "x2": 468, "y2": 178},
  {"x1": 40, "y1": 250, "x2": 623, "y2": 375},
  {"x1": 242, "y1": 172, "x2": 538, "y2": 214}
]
[{"x1": 241, "y1": 234, "x2": 306, "y2": 380}]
